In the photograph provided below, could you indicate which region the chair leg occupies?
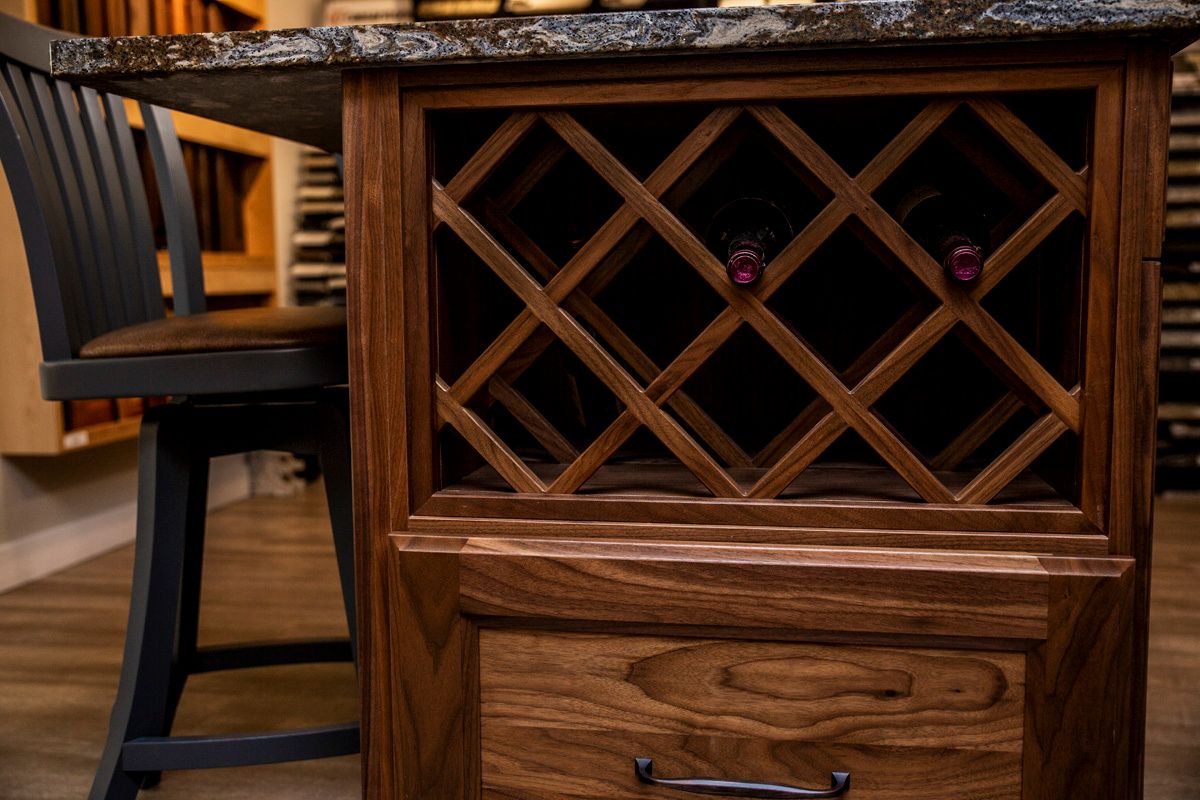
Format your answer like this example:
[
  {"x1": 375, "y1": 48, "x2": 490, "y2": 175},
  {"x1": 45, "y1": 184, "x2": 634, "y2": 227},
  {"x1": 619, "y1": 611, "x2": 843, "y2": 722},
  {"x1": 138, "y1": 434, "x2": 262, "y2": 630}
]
[
  {"x1": 141, "y1": 454, "x2": 209, "y2": 791},
  {"x1": 90, "y1": 405, "x2": 203, "y2": 800},
  {"x1": 317, "y1": 389, "x2": 357, "y2": 665}
]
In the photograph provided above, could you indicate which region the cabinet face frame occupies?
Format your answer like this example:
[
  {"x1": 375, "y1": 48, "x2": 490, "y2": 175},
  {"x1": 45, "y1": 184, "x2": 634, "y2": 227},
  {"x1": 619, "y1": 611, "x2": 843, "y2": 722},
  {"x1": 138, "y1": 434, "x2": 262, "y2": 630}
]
[{"x1": 381, "y1": 58, "x2": 1130, "y2": 545}]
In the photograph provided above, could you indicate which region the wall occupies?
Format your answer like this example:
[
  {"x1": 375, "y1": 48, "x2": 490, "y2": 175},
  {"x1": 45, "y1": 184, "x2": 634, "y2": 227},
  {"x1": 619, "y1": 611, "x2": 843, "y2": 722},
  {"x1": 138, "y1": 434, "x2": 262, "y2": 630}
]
[{"x1": 0, "y1": 0, "x2": 250, "y2": 592}]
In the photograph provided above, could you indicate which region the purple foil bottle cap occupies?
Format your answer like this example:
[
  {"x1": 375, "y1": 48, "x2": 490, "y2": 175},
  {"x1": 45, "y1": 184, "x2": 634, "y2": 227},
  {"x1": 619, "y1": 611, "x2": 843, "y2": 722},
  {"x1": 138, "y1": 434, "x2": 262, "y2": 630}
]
[
  {"x1": 944, "y1": 244, "x2": 983, "y2": 282},
  {"x1": 727, "y1": 240, "x2": 765, "y2": 285}
]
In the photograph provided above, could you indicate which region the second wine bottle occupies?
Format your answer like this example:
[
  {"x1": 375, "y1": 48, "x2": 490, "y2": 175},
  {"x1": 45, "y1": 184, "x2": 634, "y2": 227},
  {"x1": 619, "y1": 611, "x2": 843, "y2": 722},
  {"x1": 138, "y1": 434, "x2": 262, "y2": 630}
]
[{"x1": 895, "y1": 185, "x2": 985, "y2": 283}]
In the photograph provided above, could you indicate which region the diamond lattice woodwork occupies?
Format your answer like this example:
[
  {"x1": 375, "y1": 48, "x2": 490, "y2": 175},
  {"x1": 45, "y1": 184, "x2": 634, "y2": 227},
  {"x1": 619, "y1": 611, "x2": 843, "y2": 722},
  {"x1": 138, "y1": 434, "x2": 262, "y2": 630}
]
[{"x1": 429, "y1": 96, "x2": 1092, "y2": 507}]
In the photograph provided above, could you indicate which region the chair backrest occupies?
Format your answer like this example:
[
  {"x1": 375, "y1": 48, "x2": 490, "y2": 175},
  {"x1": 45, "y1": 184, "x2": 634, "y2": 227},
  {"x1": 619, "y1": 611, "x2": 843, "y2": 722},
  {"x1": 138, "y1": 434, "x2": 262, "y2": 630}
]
[{"x1": 0, "y1": 12, "x2": 206, "y2": 364}]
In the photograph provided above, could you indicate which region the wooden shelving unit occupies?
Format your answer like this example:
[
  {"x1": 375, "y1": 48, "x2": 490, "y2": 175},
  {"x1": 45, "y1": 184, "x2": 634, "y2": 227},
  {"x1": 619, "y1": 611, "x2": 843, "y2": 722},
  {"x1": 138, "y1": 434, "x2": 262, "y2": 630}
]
[{"x1": 0, "y1": 0, "x2": 275, "y2": 455}]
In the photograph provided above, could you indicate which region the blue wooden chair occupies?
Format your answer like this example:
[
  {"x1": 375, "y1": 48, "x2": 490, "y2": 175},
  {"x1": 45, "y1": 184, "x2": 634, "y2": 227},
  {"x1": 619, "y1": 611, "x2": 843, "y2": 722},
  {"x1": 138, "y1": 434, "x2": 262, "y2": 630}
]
[{"x1": 0, "y1": 14, "x2": 359, "y2": 799}]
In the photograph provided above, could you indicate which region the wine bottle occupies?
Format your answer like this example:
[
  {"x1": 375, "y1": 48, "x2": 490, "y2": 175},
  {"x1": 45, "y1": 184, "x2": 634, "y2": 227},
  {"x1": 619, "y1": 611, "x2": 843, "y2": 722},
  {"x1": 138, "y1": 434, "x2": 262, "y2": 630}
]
[
  {"x1": 706, "y1": 197, "x2": 793, "y2": 286},
  {"x1": 894, "y1": 185, "x2": 984, "y2": 282}
]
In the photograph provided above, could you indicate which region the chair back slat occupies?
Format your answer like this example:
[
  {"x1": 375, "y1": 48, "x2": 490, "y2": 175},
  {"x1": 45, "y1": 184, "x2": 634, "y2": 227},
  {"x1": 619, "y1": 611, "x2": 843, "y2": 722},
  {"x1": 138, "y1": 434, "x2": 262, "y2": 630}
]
[
  {"x1": 80, "y1": 88, "x2": 164, "y2": 326},
  {"x1": 51, "y1": 78, "x2": 132, "y2": 331},
  {"x1": 141, "y1": 103, "x2": 206, "y2": 315},
  {"x1": 23, "y1": 69, "x2": 107, "y2": 343},
  {"x1": 0, "y1": 12, "x2": 208, "y2": 362},
  {"x1": 2, "y1": 62, "x2": 97, "y2": 351},
  {"x1": 0, "y1": 64, "x2": 74, "y2": 360},
  {"x1": 98, "y1": 92, "x2": 166, "y2": 322}
]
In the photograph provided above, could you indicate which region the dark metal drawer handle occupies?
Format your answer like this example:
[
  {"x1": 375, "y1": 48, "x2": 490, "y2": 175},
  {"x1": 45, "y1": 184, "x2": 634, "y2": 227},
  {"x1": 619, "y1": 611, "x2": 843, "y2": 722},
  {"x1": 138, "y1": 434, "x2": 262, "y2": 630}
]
[{"x1": 634, "y1": 758, "x2": 850, "y2": 798}]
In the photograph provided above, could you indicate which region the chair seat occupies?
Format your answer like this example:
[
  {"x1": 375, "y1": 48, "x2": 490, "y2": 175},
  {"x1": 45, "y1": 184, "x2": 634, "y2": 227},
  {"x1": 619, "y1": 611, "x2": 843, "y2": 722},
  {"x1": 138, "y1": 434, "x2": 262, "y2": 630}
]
[
  {"x1": 40, "y1": 307, "x2": 348, "y2": 400},
  {"x1": 79, "y1": 307, "x2": 347, "y2": 359}
]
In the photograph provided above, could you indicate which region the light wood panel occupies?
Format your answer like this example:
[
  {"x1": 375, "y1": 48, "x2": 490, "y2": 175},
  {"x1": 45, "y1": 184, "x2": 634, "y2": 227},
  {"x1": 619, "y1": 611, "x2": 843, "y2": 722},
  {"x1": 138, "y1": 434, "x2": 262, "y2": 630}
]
[
  {"x1": 122, "y1": 98, "x2": 272, "y2": 158},
  {"x1": 213, "y1": 0, "x2": 264, "y2": 21},
  {"x1": 156, "y1": 250, "x2": 275, "y2": 297},
  {"x1": 0, "y1": 160, "x2": 63, "y2": 454}
]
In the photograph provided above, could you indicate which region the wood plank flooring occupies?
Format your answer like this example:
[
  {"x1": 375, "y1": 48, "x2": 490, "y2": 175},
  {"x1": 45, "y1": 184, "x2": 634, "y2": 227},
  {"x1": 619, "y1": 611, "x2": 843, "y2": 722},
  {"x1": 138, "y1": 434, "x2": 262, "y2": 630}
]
[
  {"x1": 1145, "y1": 499, "x2": 1200, "y2": 800},
  {"x1": 0, "y1": 482, "x2": 1196, "y2": 798},
  {"x1": 0, "y1": 484, "x2": 358, "y2": 799}
]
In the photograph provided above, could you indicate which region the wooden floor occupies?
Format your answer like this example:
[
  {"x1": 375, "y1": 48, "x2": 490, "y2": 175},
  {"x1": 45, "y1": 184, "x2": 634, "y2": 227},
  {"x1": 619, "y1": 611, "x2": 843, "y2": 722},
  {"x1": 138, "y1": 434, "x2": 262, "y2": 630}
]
[
  {"x1": 1145, "y1": 499, "x2": 1200, "y2": 800},
  {"x1": 0, "y1": 484, "x2": 358, "y2": 799},
  {"x1": 0, "y1": 483, "x2": 1196, "y2": 798}
]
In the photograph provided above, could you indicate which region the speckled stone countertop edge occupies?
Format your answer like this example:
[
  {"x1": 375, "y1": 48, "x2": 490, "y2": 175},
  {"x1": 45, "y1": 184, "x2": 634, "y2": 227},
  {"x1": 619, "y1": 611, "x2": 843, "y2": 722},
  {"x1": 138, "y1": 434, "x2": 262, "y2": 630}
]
[{"x1": 50, "y1": 1, "x2": 1200, "y2": 79}]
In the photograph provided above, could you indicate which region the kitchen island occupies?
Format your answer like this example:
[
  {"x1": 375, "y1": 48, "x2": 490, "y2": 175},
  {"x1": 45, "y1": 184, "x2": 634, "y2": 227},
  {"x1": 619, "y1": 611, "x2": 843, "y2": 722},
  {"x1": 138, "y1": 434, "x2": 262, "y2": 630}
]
[{"x1": 53, "y1": 3, "x2": 1200, "y2": 797}]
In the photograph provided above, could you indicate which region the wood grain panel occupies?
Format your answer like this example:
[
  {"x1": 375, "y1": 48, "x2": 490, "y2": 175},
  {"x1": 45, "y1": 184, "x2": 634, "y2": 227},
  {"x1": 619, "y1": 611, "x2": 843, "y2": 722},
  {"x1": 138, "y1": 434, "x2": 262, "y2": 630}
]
[
  {"x1": 1107, "y1": 43, "x2": 1173, "y2": 800},
  {"x1": 418, "y1": 488, "x2": 1097, "y2": 535},
  {"x1": 1023, "y1": 558, "x2": 1135, "y2": 800},
  {"x1": 410, "y1": 64, "x2": 1116, "y2": 111},
  {"x1": 480, "y1": 632, "x2": 1024, "y2": 750},
  {"x1": 389, "y1": 41, "x2": 1125, "y2": 99},
  {"x1": 345, "y1": 69, "x2": 397, "y2": 798},
  {"x1": 407, "y1": 514, "x2": 1110, "y2": 555},
  {"x1": 480, "y1": 632, "x2": 1023, "y2": 799},
  {"x1": 1077, "y1": 66, "x2": 1123, "y2": 531},
  {"x1": 396, "y1": 535, "x2": 1051, "y2": 640}
]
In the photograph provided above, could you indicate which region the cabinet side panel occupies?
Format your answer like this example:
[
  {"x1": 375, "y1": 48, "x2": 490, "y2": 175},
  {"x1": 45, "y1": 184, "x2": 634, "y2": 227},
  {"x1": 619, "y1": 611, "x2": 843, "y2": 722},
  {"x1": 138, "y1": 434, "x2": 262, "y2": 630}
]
[
  {"x1": 344, "y1": 68, "x2": 406, "y2": 799},
  {"x1": 1107, "y1": 42, "x2": 1172, "y2": 800}
]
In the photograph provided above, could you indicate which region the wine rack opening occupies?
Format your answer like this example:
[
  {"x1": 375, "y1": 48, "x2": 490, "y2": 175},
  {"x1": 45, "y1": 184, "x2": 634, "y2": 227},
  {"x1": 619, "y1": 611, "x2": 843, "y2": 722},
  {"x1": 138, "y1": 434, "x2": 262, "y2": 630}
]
[{"x1": 425, "y1": 90, "x2": 1097, "y2": 516}]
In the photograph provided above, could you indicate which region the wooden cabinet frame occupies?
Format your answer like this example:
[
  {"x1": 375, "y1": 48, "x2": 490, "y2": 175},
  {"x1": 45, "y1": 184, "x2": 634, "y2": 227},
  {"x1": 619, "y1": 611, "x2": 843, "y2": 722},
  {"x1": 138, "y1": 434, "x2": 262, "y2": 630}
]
[{"x1": 345, "y1": 39, "x2": 1171, "y2": 799}]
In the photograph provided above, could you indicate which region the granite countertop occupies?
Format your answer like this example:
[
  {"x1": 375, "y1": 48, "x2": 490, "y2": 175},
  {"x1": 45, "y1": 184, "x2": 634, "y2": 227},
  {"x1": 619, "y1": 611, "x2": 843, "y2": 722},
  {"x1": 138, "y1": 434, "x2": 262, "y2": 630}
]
[{"x1": 48, "y1": 0, "x2": 1200, "y2": 150}]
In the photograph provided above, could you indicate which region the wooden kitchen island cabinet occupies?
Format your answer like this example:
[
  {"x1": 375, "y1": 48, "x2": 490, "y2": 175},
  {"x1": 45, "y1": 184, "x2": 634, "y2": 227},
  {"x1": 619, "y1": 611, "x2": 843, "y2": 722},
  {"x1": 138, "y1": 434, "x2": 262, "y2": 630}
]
[
  {"x1": 346, "y1": 39, "x2": 1178, "y2": 800},
  {"x1": 48, "y1": 3, "x2": 1200, "y2": 798}
]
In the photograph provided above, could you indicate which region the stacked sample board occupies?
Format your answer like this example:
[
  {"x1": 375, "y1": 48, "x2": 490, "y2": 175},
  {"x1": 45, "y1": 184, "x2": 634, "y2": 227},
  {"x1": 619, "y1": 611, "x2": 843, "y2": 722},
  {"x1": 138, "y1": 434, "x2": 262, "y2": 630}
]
[
  {"x1": 1159, "y1": 43, "x2": 1200, "y2": 491},
  {"x1": 36, "y1": 0, "x2": 259, "y2": 36},
  {"x1": 288, "y1": 150, "x2": 346, "y2": 306}
]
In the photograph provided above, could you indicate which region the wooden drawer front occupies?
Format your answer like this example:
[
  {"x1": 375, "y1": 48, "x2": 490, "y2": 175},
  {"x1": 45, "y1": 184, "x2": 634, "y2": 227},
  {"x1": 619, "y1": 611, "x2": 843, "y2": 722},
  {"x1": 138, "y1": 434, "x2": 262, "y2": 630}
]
[
  {"x1": 480, "y1": 630, "x2": 1023, "y2": 799},
  {"x1": 387, "y1": 536, "x2": 1135, "y2": 799}
]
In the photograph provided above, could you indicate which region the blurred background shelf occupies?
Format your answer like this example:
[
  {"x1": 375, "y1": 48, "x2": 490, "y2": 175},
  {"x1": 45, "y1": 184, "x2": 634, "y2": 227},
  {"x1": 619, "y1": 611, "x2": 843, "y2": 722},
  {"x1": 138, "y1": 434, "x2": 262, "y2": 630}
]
[
  {"x1": 0, "y1": 0, "x2": 275, "y2": 455},
  {"x1": 1159, "y1": 42, "x2": 1200, "y2": 492}
]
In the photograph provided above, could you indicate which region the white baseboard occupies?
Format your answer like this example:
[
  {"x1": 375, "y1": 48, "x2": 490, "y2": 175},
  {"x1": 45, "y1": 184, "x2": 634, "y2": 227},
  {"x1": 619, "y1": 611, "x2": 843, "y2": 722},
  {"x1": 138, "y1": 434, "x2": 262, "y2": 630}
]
[{"x1": 0, "y1": 454, "x2": 250, "y2": 594}]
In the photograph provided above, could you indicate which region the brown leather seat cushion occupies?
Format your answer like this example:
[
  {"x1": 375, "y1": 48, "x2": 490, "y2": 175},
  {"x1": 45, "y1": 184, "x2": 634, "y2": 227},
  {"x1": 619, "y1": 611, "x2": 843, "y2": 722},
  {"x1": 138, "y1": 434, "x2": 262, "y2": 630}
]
[{"x1": 79, "y1": 307, "x2": 347, "y2": 359}]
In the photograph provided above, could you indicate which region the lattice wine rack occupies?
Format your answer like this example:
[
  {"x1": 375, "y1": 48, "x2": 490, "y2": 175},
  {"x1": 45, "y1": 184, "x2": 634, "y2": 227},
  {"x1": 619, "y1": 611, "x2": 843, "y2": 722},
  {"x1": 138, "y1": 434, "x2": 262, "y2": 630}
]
[{"x1": 422, "y1": 89, "x2": 1101, "y2": 527}]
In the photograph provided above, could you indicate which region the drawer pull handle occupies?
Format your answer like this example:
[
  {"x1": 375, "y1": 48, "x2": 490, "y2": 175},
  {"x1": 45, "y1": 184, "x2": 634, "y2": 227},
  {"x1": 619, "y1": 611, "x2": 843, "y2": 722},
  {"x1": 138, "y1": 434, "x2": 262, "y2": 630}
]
[{"x1": 634, "y1": 758, "x2": 850, "y2": 798}]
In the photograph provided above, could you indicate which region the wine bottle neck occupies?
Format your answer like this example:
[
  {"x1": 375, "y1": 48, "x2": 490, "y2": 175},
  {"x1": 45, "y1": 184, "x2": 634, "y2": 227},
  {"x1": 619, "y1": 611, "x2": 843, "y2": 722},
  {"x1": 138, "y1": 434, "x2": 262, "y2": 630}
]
[
  {"x1": 727, "y1": 235, "x2": 765, "y2": 285},
  {"x1": 940, "y1": 233, "x2": 983, "y2": 282}
]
